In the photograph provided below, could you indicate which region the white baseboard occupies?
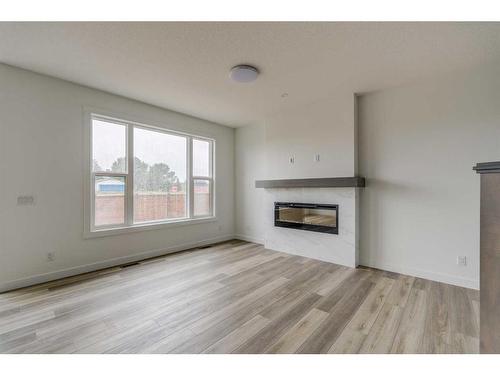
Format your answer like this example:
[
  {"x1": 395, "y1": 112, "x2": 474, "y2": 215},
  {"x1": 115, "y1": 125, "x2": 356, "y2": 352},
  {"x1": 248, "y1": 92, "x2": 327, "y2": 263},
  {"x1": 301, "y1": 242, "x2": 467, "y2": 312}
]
[
  {"x1": 235, "y1": 234, "x2": 479, "y2": 289},
  {"x1": 360, "y1": 260, "x2": 479, "y2": 290},
  {"x1": 1, "y1": 234, "x2": 478, "y2": 293},
  {"x1": 0, "y1": 234, "x2": 234, "y2": 293},
  {"x1": 234, "y1": 234, "x2": 264, "y2": 245}
]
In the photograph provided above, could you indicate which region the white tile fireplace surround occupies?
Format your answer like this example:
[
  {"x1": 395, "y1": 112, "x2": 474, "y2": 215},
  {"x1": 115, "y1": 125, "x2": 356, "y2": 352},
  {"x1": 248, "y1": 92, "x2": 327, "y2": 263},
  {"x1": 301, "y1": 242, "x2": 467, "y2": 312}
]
[{"x1": 263, "y1": 187, "x2": 359, "y2": 268}]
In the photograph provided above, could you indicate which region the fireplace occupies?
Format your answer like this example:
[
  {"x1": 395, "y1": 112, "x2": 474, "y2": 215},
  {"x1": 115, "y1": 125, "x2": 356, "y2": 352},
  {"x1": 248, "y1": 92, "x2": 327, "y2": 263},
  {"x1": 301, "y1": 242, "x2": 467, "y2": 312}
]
[{"x1": 274, "y1": 202, "x2": 338, "y2": 234}]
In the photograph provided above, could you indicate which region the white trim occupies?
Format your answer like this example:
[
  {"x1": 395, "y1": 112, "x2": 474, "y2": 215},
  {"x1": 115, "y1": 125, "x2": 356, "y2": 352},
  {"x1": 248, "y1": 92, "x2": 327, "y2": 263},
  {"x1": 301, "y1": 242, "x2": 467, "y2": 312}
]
[
  {"x1": 84, "y1": 216, "x2": 218, "y2": 239},
  {"x1": 93, "y1": 171, "x2": 128, "y2": 177},
  {"x1": 126, "y1": 121, "x2": 134, "y2": 226},
  {"x1": 83, "y1": 107, "x2": 216, "y2": 238},
  {"x1": 84, "y1": 106, "x2": 218, "y2": 142},
  {"x1": 188, "y1": 137, "x2": 194, "y2": 219},
  {"x1": 236, "y1": 235, "x2": 477, "y2": 289},
  {"x1": 212, "y1": 140, "x2": 217, "y2": 217},
  {"x1": 234, "y1": 234, "x2": 265, "y2": 245},
  {"x1": 191, "y1": 137, "x2": 215, "y2": 218},
  {"x1": 83, "y1": 108, "x2": 92, "y2": 237},
  {"x1": 360, "y1": 260, "x2": 479, "y2": 290},
  {"x1": 0, "y1": 234, "x2": 234, "y2": 293},
  {"x1": 87, "y1": 113, "x2": 131, "y2": 233},
  {"x1": 0, "y1": 235, "x2": 478, "y2": 293}
]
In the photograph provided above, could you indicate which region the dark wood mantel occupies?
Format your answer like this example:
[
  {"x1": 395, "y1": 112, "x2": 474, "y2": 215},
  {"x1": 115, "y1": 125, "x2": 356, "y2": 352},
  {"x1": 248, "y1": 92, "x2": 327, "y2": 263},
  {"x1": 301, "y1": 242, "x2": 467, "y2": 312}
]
[
  {"x1": 255, "y1": 176, "x2": 365, "y2": 189},
  {"x1": 473, "y1": 161, "x2": 500, "y2": 174}
]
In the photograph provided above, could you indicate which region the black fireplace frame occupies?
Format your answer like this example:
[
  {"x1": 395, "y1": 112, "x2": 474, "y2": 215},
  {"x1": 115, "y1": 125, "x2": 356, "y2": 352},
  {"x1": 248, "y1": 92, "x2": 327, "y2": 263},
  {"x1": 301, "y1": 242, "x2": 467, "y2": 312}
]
[{"x1": 274, "y1": 202, "x2": 339, "y2": 234}]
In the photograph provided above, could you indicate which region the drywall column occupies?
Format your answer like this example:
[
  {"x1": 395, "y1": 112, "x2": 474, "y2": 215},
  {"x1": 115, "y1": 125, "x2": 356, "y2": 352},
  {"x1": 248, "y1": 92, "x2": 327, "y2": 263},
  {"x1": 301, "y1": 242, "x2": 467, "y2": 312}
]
[{"x1": 474, "y1": 161, "x2": 500, "y2": 353}]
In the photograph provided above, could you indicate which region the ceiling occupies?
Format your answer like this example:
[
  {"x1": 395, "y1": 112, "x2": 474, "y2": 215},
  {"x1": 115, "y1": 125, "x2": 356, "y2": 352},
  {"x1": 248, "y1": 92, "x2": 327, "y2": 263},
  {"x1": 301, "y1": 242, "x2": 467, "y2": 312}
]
[{"x1": 1, "y1": 22, "x2": 499, "y2": 127}]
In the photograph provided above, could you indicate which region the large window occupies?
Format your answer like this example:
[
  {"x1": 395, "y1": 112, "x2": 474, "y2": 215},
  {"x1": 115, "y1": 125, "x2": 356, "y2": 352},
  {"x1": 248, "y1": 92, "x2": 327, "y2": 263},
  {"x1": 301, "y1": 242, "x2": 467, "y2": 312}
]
[{"x1": 89, "y1": 114, "x2": 214, "y2": 233}]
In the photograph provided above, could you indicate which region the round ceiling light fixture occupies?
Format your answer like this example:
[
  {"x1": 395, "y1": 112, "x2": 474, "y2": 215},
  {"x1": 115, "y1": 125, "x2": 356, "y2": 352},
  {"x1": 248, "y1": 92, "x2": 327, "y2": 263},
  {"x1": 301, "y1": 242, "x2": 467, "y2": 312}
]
[{"x1": 229, "y1": 64, "x2": 259, "y2": 83}]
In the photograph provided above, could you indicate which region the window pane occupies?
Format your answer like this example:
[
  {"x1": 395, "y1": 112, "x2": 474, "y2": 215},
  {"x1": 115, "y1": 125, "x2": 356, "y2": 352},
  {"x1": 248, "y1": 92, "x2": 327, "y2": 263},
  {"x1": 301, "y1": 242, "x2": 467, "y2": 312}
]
[
  {"x1": 92, "y1": 119, "x2": 127, "y2": 172},
  {"x1": 94, "y1": 176, "x2": 125, "y2": 226},
  {"x1": 194, "y1": 179, "x2": 211, "y2": 216},
  {"x1": 133, "y1": 127, "x2": 187, "y2": 222},
  {"x1": 193, "y1": 139, "x2": 210, "y2": 177}
]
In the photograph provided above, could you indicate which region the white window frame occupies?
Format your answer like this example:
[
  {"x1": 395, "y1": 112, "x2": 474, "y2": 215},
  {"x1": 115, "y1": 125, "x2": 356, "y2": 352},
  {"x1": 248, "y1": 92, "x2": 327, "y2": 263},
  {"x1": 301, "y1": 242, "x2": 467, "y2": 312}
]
[
  {"x1": 83, "y1": 109, "x2": 216, "y2": 238},
  {"x1": 190, "y1": 137, "x2": 215, "y2": 219}
]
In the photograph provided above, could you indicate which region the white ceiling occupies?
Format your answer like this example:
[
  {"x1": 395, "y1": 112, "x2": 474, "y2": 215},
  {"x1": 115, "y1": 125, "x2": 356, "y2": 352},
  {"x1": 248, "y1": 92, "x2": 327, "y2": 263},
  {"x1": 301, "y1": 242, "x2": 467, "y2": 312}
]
[{"x1": 1, "y1": 22, "x2": 499, "y2": 127}]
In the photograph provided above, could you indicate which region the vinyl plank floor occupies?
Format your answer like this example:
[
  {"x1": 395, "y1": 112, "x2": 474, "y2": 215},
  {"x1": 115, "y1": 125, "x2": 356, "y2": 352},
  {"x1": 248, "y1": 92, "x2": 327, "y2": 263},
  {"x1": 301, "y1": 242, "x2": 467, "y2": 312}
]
[{"x1": 0, "y1": 240, "x2": 479, "y2": 354}]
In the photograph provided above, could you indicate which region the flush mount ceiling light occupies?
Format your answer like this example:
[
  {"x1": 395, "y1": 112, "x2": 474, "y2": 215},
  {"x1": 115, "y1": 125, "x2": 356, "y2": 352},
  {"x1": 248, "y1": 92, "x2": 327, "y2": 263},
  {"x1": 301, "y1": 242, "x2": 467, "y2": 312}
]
[{"x1": 229, "y1": 64, "x2": 259, "y2": 83}]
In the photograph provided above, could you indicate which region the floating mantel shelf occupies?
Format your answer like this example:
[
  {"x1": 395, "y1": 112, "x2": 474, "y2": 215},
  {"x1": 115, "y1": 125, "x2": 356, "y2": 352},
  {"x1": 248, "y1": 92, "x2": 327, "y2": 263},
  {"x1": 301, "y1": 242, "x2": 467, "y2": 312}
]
[
  {"x1": 473, "y1": 161, "x2": 500, "y2": 174},
  {"x1": 255, "y1": 176, "x2": 366, "y2": 189}
]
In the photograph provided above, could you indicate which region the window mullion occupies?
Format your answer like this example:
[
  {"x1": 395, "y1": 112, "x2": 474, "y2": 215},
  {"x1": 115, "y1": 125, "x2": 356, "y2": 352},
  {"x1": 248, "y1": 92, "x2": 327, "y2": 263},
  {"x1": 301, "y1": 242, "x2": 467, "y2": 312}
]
[
  {"x1": 91, "y1": 172, "x2": 96, "y2": 231},
  {"x1": 210, "y1": 178, "x2": 214, "y2": 217},
  {"x1": 211, "y1": 140, "x2": 214, "y2": 217},
  {"x1": 209, "y1": 140, "x2": 214, "y2": 178},
  {"x1": 126, "y1": 124, "x2": 134, "y2": 225},
  {"x1": 188, "y1": 137, "x2": 194, "y2": 219}
]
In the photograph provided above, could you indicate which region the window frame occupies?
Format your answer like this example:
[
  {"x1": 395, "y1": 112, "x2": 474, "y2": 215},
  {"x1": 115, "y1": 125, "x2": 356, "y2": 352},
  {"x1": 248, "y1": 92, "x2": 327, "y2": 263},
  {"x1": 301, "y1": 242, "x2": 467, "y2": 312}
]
[
  {"x1": 190, "y1": 137, "x2": 214, "y2": 219},
  {"x1": 84, "y1": 109, "x2": 216, "y2": 238}
]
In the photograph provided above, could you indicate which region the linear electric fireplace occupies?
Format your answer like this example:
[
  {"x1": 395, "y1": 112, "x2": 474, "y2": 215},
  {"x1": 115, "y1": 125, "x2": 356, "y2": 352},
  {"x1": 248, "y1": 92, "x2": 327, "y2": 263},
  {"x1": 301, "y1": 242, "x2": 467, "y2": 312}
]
[{"x1": 274, "y1": 202, "x2": 338, "y2": 234}]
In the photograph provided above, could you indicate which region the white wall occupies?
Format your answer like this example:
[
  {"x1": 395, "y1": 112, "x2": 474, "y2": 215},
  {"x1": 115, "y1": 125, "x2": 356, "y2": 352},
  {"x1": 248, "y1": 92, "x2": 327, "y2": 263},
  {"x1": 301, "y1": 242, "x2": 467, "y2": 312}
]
[
  {"x1": 0, "y1": 64, "x2": 235, "y2": 292},
  {"x1": 264, "y1": 93, "x2": 357, "y2": 179},
  {"x1": 4, "y1": 59, "x2": 497, "y2": 291},
  {"x1": 235, "y1": 92, "x2": 357, "y2": 243},
  {"x1": 236, "y1": 63, "x2": 500, "y2": 289},
  {"x1": 235, "y1": 93, "x2": 359, "y2": 265},
  {"x1": 358, "y1": 64, "x2": 500, "y2": 289},
  {"x1": 235, "y1": 123, "x2": 266, "y2": 243}
]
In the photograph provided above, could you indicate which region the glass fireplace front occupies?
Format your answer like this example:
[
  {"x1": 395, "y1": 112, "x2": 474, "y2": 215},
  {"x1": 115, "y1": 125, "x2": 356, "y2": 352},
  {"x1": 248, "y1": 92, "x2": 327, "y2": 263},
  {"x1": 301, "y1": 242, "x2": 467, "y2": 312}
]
[{"x1": 274, "y1": 202, "x2": 338, "y2": 234}]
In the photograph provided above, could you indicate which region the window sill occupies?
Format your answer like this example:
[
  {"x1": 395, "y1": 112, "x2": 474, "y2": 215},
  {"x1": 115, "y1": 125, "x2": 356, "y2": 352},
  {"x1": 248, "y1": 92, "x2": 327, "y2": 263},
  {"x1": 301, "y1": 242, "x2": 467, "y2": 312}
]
[{"x1": 84, "y1": 216, "x2": 217, "y2": 239}]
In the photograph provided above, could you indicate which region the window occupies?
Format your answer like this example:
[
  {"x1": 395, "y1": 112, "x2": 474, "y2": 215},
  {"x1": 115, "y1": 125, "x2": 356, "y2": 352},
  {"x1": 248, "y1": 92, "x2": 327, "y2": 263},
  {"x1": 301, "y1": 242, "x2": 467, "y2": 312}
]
[
  {"x1": 133, "y1": 127, "x2": 187, "y2": 223},
  {"x1": 192, "y1": 139, "x2": 213, "y2": 217},
  {"x1": 88, "y1": 114, "x2": 214, "y2": 234}
]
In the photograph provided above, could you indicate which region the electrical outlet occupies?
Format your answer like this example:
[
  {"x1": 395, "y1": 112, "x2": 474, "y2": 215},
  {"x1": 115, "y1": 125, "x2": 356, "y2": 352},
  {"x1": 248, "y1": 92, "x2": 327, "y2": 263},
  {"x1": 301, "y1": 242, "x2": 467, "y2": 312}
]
[
  {"x1": 289, "y1": 156, "x2": 295, "y2": 164},
  {"x1": 314, "y1": 154, "x2": 320, "y2": 162},
  {"x1": 457, "y1": 256, "x2": 467, "y2": 266},
  {"x1": 47, "y1": 252, "x2": 55, "y2": 262}
]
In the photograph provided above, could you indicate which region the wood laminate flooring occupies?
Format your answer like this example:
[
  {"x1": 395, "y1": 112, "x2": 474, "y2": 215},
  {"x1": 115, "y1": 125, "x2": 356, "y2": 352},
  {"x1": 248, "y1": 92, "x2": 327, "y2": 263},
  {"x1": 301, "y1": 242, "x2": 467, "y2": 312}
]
[{"x1": 0, "y1": 240, "x2": 479, "y2": 354}]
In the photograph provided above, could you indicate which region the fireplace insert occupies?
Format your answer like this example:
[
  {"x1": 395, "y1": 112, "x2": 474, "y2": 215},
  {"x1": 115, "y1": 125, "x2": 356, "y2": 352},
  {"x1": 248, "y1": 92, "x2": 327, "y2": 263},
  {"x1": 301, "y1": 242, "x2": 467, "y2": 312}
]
[{"x1": 274, "y1": 202, "x2": 338, "y2": 234}]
